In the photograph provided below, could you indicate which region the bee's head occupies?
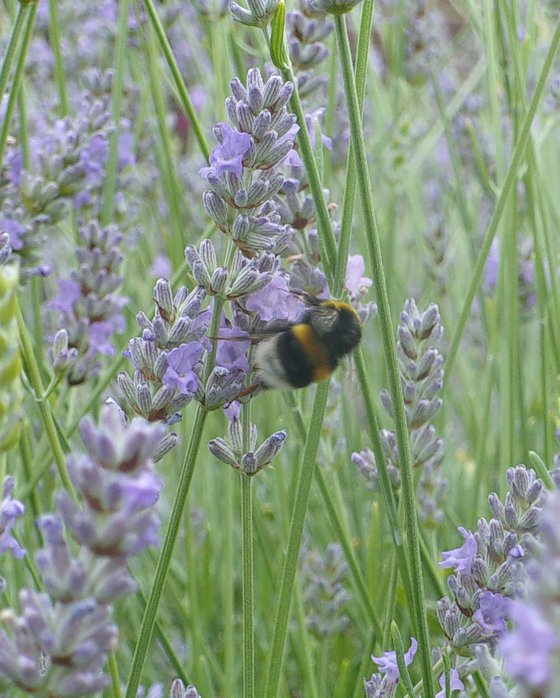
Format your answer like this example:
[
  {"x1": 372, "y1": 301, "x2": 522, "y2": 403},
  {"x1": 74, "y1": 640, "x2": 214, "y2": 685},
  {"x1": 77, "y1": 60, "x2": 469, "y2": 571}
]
[{"x1": 310, "y1": 300, "x2": 362, "y2": 360}]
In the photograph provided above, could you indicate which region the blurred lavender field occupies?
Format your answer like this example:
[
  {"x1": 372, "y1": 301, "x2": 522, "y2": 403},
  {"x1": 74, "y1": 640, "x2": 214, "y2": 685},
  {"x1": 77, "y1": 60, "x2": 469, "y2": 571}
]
[{"x1": 1, "y1": 0, "x2": 560, "y2": 696}]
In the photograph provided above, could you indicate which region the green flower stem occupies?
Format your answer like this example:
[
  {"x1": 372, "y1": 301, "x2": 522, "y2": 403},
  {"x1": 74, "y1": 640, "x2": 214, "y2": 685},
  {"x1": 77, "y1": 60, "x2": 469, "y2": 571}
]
[
  {"x1": 100, "y1": 0, "x2": 130, "y2": 225},
  {"x1": 284, "y1": 66, "x2": 337, "y2": 284},
  {"x1": 241, "y1": 366, "x2": 255, "y2": 698},
  {"x1": 391, "y1": 622, "x2": 416, "y2": 698},
  {"x1": 124, "y1": 404, "x2": 208, "y2": 698},
  {"x1": 293, "y1": 585, "x2": 319, "y2": 698},
  {"x1": 137, "y1": 19, "x2": 187, "y2": 261},
  {"x1": 444, "y1": 18, "x2": 560, "y2": 380},
  {"x1": 0, "y1": 1, "x2": 37, "y2": 167},
  {"x1": 333, "y1": 0, "x2": 375, "y2": 297},
  {"x1": 285, "y1": 392, "x2": 382, "y2": 636},
  {"x1": 263, "y1": 381, "x2": 330, "y2": 698},
  {"x1": 241, "y1": 473, "x2": 254, "y2": 698},
  {"x1": 108, "y1": 652, "x2": 122, "y2": 698},
  {"x1": 334, "y1": 14, "x2": 433, "y2": 693},
  {"x1": 47, "y1": 0, "x2": 68, "y2": 115},
  {"x1": 15, "y1": 298, "x2": 76, "y2": 500},
  {"x1": 143, "y1": 0, "x2": 211, "y2": 161},
  {"x1": 125, "y1": 246, "x2": 232, "y2": 696},
  {"x1": 0, "y1": 5, "x2": 25, "y2": 113}
]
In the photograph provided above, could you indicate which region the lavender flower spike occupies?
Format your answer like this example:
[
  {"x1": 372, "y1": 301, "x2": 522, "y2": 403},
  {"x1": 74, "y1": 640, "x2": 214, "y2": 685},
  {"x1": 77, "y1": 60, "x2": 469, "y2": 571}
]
[
  {"x1": 498, "y1": 473, "x2": 560, "y2": 693},
  {"x1": 57, "y1": 403, "x2": 166, "y2": 559},
  {"x1": 201, "y1": 68, "x2": 297, "y2": 257},
  {"x1": 229, "y1": 0, "x2": 280, "y2": 27},
  {"x1": 0, "y1": 477, "x2": 25, "y2": 559},
  {"x1": 170, "y1": 679, "x2": 202, "y2": 698},
  {"x1": 365, "y1": 637, "x2": 418, "y2": 698},
  {"x1": 0, "y1": 515, "x2": 119, "y2": 694}
]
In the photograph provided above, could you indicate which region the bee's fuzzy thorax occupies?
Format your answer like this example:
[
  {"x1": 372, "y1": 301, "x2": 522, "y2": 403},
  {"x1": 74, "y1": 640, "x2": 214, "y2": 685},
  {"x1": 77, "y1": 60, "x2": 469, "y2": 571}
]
[{"x1": 250, "y1": 296, "x2": 363, "y2": 393}]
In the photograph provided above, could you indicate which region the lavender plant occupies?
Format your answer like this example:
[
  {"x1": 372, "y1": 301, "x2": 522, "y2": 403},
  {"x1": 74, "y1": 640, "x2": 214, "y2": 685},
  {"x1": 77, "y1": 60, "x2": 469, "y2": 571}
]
[
  {"x1": 3, "y1": 0, "x2": 560, "y2": 695},
  {"x1": 353, "y1": 298, "x2": 446, "y2": 526},
  {"x1": 437, "y1": 466, "x2": 544, "y2": 684},
  {"x1": 0, "y1": 403, "x2": 166, "y2": 694}
]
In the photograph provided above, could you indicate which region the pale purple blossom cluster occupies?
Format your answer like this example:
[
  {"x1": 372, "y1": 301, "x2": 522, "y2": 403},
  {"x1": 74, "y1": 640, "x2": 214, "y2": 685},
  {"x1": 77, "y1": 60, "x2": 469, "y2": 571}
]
[
  {"x1": 0, "y1": 404, "x2": 166, "y2": 694},
  {"x1": 287, "y1": 1, "x2": 333, "y2": 99},
  {"x1": 48, "y1": 220, "x2": 128, "y2": 385},
  {"x1": 364, "y1": 637, "x2": 417, "y2": 698},
  {"x1": 498, "y1": 473, "x2": 560, "y2": 693},
  {"x1": 436, "y1": 466, "x2": 544, "y2": 684},
  {"x1": 299, "y1": 542, "x2": 350, "y2": 638},
  {"x1": 353, "y1": 298, "x2": 445, "y2": 526},
  {"x1": 0, "y1": 477, "x2": 25, "y2": 560},
  {"x1": 200, "y1": 68, "x2": 298, "y2": 257},
  {"x1": 0, "y1": 75, "x2": 114, "y2": 278}
]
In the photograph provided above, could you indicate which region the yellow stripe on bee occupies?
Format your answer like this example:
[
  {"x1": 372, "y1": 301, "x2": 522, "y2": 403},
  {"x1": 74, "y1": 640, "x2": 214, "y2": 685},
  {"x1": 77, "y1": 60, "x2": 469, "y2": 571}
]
[
  {"x1": 321, "y1": 300, "x2": 361, "y2": 322},
  {"x1": 291, "y1": 323, "x2": 334, "y2": 383}
]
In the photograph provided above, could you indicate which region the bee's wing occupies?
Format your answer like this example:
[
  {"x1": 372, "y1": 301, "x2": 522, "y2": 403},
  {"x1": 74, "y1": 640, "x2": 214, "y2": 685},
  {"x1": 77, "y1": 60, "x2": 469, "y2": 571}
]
[{"x1": 309, "y1": 304, "x2": 341, "y2": 334}]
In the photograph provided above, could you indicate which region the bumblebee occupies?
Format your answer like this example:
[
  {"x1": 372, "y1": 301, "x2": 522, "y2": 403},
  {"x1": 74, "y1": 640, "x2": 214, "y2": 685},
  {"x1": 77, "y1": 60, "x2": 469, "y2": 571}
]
[{"x1": 250, "y1": 296, "x2": 362, "y2": 392}]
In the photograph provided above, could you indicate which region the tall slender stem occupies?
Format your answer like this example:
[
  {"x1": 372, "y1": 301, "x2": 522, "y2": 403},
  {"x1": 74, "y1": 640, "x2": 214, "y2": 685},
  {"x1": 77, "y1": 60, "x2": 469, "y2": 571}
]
[
  {"x1": 334, "y1": 13, "x2": 433, "y2": 692},
  {"x1": 125, "y1": 405, "x2": 208, "y2": 697},
  {"x1": 263, "y1": 381, "x2": 330, "y2": 698}
]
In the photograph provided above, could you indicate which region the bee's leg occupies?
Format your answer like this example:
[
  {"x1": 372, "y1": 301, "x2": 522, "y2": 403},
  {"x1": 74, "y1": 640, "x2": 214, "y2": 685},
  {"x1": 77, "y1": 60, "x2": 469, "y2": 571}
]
[{"x1": 223, "y1": 381, "x2": 266, "y2": 409}]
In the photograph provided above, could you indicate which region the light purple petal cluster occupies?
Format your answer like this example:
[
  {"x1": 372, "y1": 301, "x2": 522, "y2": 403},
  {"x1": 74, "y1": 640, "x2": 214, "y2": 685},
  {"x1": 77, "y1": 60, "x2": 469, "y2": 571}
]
[
  {"x1": 117, "y1": 279, "x2": 213, "y2": 421},
  {"x1": 0, "y1": 477, "x2": 25, "y2": 559},
  {"x1": 299, "y1": 542, "x2": 350, "y2": 638},
  {"x1": 437, "y1": 466, "x2": 544, "y2": 668},
  {"x1": 0, "y1": 403, "x2": 164, "y2": 694},
  {"x1": 209, "y1": 416, "x2": 287, "y2": 476},
  {"x1": 201, "y1": 68, "x2": 297, "y2": 257},
  {"x1": 0, "y1": 76, "x2": 113, "y2": 280},
  {"x1": 354, "y1": 298, "x2": 445, "y2": 526},
  {"x1": 498, "y1": 475, "x2": 560, "y2": 693},
  {"x1": 48, "y1": 220, "x2": 127, "y2": 385},
  {"x1": 365, "y1": 637, "x2": 417, "y2": 697}
]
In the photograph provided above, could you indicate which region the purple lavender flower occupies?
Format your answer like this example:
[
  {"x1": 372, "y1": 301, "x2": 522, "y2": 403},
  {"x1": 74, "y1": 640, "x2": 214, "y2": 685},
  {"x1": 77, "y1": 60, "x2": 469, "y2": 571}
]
[
  {"x1": 0, "y1": 403, "x2": 165, "y2": 698},
  {"x1": 163, "y1": 343, "x2": 205, "y2": 396},
  {"x1": 0, "y1": 77, "x2": 113, "y2": 279},
  {"x1": 201, "y1": 68, "x2": 297, "y2": 257},
  {"x1": 472, "y1": 591, "x2": 511, "y2": 637},
  {"x1": 497, "y1": 475, "x2": 560, "y2": 693},
  {"x1": 207, "y1": 123, "x2": 252, "y2": 177},
  {"x1": 0, "y1": 477, "x2": 25, "y2": 559},
  {"x1": 370, "y1": 637, "x2": 418, "y2": 683},
  {"x1": 345, "y1": 255, "x2": 372, "y2": 299},
  {"x1": 170, "y1": 680, "x2": 202, "y2": 698},
  {"x1": 208, "y1": 416, "x2": 287, "y2": 476},
  {"x1": 300, "y1": 542, "x2": 350, "y2": 638},
  {"x1": 437, "y1": 465, "x2": 544, "y2": 685},
  {"x1": 245, "y1": 273, "x2": 303, "y2": 322},
  {"x1": 499, "y1": 601, "x2": 559, "y2": 689},
  {"x1": 436, "y1": 667, "x2": 464, "y2": 698},
  {"x1": 439, "y1": 527, "x2": 477, "y2": 574},
  {"x1": 117, "y1": 280, "x2": 212, "y2": 421},
  {"x1": 215, "y1": 326, "x2": 251, "y2": 372},
  {"x1": 57, "y1": 403, "x2": 166, "y2": 558},
  {"x1": 48, "y1": 220, "x2": 127, "y2": 385},
  {"x1": 287, "y1": 4, "x2": 333, "y2": 98},
  {"x1": 356, "y1": 299, "x2": 445, "y2": 525}
]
